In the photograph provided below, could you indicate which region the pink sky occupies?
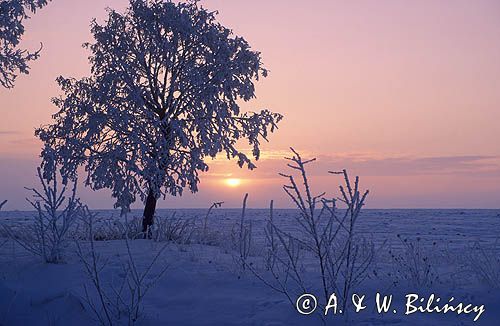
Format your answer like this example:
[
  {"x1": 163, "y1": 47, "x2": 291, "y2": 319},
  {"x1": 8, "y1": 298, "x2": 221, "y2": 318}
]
[{"x1": 1, "y1": 0, "x2": 499, "y2": 209}]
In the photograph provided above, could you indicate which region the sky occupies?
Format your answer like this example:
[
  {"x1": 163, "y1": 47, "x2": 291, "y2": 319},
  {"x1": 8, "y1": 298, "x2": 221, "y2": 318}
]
[{"x1": 0, "y1": 0, "x2": 499, "y2": 210}]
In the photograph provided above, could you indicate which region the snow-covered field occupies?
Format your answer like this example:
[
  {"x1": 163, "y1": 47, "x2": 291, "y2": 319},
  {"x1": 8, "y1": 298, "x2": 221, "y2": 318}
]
[{"x1": 0, "y1": 209, "x2": 499, "y2": 325}]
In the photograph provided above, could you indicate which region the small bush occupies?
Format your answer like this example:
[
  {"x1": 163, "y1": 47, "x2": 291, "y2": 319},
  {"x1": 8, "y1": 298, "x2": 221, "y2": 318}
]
[
  {"x1": 230, "y1": 194, "x2": 253, "y2": 274},
  {"x1": 76, "y1": 207, "x2": 169, "y2": 325},
  {"x1": 0, "y1": 200, "x2": 7, "y2": 249},
  {"x1": 466, "y1": 240, "x2": 500, "y2": 288},
  {"x1": 152, "y1": 213, "x2": 196, "y2": 244},
  {"x1": 1, "y1": 167, "x2": 81, "y2": 263},
  {"x1": 249, "y1": 148, "x2": 374, "y2": 314},
  {"x1": 388, "y1": 235, "x2": 439, "y2": 288}
]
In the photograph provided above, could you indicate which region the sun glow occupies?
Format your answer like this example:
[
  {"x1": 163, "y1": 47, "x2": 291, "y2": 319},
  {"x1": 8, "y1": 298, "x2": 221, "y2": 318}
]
[{"x1": 224, "y1": 178, "x2": 242, "y2": 188}]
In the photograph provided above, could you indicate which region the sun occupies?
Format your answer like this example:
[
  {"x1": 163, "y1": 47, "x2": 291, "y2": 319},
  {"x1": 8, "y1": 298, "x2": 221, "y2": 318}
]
[{"x1": 224, "y1": 178, "x2": 242, "y2": 188}]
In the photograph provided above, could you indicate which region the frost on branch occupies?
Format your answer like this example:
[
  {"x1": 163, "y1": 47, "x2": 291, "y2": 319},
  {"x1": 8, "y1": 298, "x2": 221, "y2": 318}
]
[
  {"x1": 248, "y1": 149, "x2": 375, "y2": 317},
  {"x1": 36, "y1": 0, "x2": 282, "y2": 214},
  {"x1": 1, "y1": 165, "x2": 81, "y2": 263},
  {"x1": 0, "y1": 0, "x2": 51, "y2": 88}
]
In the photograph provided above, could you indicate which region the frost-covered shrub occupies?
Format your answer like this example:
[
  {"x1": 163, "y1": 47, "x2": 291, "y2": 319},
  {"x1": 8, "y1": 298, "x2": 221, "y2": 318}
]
[
  {"x1": 87, "y1": 216, "x2": 143, "y2": 241},
  {"x1": 250, "y1": 149, "x2": 374, "y2": 314},
  {"x1": 388, "y1": 235, "x2": 439, "y2": 288},
  {"x1": 466, "y1": 240, "x2": 500, "y2": 288},
  {"x1": 78, "y1": 212, "x2": 196, "y2": 245},
  {"x1": 76, "y1": 207, "x2": 169, "y2": 326},
  {"x1": 0, "y1": 200, "x2": 7, "y2": 248},
  {"x1": 200, "y1": 201, "x2": 224, "y2": 245},
  {"x1": 1, "y1": 167, "x2": 81, "y2": 263},
  {"x1": 152, "y1": 213, "x2": 196, "y2": 244},
  {"x1": 197, "y1": 226, "x2": 226, "y2": 247},
  {"x1": 230, "y1": 194, "x2": 253, "y2": 274}
]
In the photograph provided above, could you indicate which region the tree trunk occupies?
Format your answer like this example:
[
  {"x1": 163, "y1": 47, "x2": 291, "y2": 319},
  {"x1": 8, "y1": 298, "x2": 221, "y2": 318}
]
[{"x1": 142, "y1": 190, "x2": 157, "y2": 238}]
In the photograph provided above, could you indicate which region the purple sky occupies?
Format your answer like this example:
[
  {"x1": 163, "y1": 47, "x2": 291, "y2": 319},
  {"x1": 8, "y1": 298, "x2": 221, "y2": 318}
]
[{"x1": 1, "y1": 0, "x2": 499, "y2": 209}]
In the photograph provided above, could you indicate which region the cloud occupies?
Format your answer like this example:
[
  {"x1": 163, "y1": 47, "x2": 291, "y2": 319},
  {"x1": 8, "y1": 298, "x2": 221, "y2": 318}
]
[
  {"x1": 316, "y1": 155, "x2": 499, "y2": 177},
  {"x1": 338, "y1": 155, "x2": 500, "y2": 177},
  {"x1": 1, "y1": 152, "x2": 499, "y2": 210},
  {"x1": 0, "y1": 130, "x2": 19, "y2": 135},
  {"x1": 8, "y1": 138, "x2": 40, "y2": 146},
  {"x1": 205, "y1": 149, "x2": 500, "y2": 179}
]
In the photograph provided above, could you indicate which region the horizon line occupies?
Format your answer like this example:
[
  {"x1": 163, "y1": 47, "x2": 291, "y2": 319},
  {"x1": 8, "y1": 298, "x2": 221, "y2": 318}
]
[{"x1": 1, "y1": 207, "x2": 499, "y2": 212}]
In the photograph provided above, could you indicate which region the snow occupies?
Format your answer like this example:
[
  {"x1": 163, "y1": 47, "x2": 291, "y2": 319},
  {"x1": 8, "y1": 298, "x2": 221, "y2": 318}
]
[{"x1": 0, "y1": 209, "x2": 499, "y2": 325}]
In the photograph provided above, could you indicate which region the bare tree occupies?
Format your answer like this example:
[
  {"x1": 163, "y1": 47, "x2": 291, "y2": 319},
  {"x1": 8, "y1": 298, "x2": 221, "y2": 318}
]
[{"x1": 36, "y1": 0, "x2": 282, "y2": 236}]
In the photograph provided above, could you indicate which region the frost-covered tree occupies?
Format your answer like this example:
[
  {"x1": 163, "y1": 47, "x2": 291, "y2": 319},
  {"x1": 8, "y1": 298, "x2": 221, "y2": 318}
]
[
  {"x1": 37, "y1": 0, "x2": 282, "y2": 234},
  {"x1": 0, "y1": 0, "x2": 51, "y2": 88}
]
